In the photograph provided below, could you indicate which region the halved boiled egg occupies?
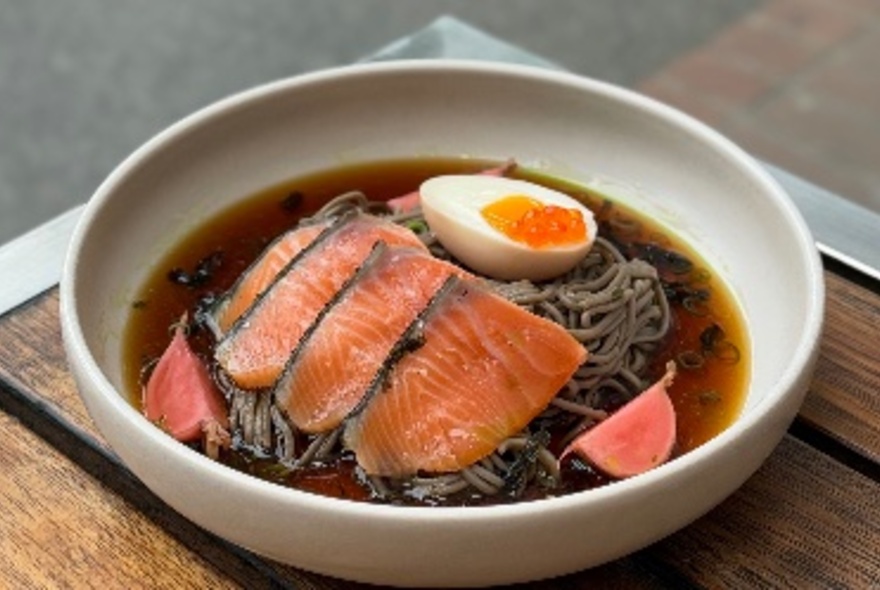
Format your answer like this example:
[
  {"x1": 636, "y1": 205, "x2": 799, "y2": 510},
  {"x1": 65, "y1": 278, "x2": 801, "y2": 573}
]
[{"x1": 420, "y1": 175, "x2": 597, "y2": 281}]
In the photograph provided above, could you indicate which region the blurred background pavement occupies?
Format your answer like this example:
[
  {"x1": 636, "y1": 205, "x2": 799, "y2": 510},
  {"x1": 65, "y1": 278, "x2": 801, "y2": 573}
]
[{"x1": 1, "y1": 0, "x2": 877, "y2": 244}]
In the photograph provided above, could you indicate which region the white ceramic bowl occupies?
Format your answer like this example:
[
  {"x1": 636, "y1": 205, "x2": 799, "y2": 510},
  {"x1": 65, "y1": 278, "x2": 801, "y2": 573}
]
[{"x1": 60, "y1": 61, "x2": 824, "y2": 587}]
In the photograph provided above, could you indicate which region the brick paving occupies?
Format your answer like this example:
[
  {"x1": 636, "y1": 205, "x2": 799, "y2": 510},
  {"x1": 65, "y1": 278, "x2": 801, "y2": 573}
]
[{"x1": 637, "y1": 0, "x2": 880, "y2": 213}]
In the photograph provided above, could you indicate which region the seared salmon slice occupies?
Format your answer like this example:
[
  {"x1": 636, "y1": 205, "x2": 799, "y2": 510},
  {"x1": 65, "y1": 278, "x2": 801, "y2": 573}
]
[
  {"x1": 274, "y1": 243, "x2": 468, "y2": 434},
  {"x1": 344, "y1": 277, "x2": 587, "y2": 477},
  {"x1": 212, "y1": 221, "x2": 330, "y2": 334},
  {"x1": 215, "y1": 213, "x2": 426, "y2": 389}
]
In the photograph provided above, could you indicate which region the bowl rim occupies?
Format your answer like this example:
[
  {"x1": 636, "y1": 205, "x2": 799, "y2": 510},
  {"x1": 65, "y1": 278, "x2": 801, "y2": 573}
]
[{"x1": 60, "y1": 58, "x2": 825, "y2": 523}]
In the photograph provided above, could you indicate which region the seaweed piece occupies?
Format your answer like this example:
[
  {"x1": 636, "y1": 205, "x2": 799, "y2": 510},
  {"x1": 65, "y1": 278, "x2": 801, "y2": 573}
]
[
  {"x1": 168, "y1": 250, "x2": 224, "y2": 288},
  {"x1": 502, "y1": 430, "x2": 551, "y2": 497},
  {"x1": 280, "y1": 191, "x2": 304, "y2": 213}
]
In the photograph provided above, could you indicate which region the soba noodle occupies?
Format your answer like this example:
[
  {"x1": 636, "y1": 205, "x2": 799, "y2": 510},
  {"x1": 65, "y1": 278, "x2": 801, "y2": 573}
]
[{"x1": 218, "y1": 190, "x2": 672, "y2": 502}]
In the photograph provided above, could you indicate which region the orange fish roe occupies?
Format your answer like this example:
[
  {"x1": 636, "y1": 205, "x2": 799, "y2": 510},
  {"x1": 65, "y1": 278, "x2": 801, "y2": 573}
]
[{"x1": 481, "y1": 195, "x2": 587, "y2": 248}]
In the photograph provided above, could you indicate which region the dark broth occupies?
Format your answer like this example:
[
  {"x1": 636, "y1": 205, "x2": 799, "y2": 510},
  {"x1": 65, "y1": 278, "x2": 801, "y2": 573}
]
[{"x1": 124, "y1": 158, "x2": 749, "y2": 503}]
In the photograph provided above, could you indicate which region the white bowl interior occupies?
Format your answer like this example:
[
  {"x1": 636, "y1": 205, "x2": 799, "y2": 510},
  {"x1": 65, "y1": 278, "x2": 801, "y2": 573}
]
[{"x1": 61, "y1": 61, "x2": 823, "y2": 587}]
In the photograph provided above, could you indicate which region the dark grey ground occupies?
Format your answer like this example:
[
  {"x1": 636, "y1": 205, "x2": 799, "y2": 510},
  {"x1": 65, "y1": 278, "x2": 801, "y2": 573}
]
[{"x1": 0, "y1": 1, "x2": 758, "y2": 244}]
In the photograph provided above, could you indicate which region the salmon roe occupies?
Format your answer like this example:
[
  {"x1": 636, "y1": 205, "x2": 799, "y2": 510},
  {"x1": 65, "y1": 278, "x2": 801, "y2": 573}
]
[{"x1": 481, "y1": 195, "x2": 587, "y2": 248}]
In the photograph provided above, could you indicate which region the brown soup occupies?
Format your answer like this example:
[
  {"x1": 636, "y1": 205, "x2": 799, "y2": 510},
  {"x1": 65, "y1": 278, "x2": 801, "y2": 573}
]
[{"x1": 123, "y1": 158, "x2": 749, "y2": 504}]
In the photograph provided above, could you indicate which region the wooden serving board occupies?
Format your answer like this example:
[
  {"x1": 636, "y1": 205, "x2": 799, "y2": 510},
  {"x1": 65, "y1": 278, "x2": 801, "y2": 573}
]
[{"x1": 0, "y1": 269, "x2": 879, "y2": 588}]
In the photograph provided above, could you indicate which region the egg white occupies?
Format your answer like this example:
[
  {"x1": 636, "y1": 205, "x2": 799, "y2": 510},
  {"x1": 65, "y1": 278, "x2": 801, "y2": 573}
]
[{"x1": 420, "y1": 175, "x2": 597, "y2": 281}]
